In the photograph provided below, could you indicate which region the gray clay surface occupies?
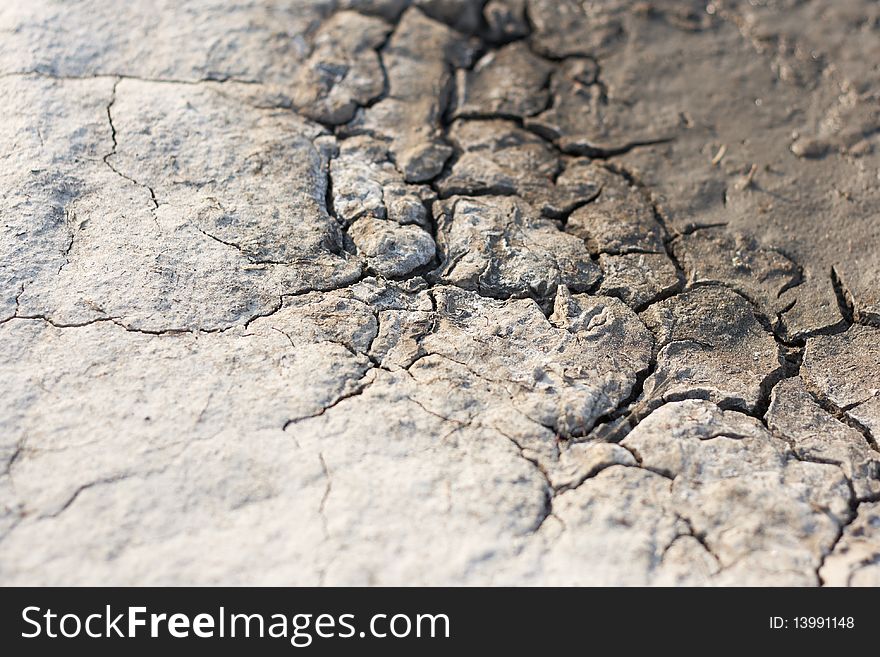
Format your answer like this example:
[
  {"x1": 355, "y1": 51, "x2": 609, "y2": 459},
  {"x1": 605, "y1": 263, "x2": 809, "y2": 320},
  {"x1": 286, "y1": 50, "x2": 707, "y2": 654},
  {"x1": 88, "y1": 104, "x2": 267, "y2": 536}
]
[{"x1": 1, "y1": 0, "x2": 878, "y2": 585}]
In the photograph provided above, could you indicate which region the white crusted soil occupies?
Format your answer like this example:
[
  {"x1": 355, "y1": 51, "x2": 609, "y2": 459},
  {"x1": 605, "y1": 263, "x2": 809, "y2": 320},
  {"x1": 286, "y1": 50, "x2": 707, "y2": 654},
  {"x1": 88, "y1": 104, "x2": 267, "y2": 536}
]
[{"x1": 1, "y1": 0, "x2": 878, "y2": 585}]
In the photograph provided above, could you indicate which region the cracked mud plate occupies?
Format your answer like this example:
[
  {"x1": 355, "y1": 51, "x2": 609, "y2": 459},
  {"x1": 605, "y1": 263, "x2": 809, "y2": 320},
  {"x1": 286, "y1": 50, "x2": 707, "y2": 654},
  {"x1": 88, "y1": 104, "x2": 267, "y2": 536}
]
[{"x1": 1, "y1": 0, "x2": 879, "y2": 586}]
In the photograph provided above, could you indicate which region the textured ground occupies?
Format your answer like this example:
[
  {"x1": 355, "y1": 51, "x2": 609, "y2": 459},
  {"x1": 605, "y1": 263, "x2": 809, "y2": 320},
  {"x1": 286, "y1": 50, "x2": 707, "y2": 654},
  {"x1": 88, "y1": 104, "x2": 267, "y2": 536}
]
[{"x1": 1, "y1": 0, "x2": 878, "y2": 585}]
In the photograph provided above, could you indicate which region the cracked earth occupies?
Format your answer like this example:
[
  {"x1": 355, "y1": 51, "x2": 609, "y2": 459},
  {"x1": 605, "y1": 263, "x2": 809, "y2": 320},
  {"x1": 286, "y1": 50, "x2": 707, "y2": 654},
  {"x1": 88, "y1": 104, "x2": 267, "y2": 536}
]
[{"x1": 1, "y1": 0, "x2": 879, "y2": 586}]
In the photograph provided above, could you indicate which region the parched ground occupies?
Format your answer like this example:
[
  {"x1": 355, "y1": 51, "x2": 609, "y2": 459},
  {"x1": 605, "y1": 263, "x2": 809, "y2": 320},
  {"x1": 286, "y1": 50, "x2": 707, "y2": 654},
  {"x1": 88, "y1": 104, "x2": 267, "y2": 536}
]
[{"x1": 1, "y1": 0, "x2": 878, "y2": 586}]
